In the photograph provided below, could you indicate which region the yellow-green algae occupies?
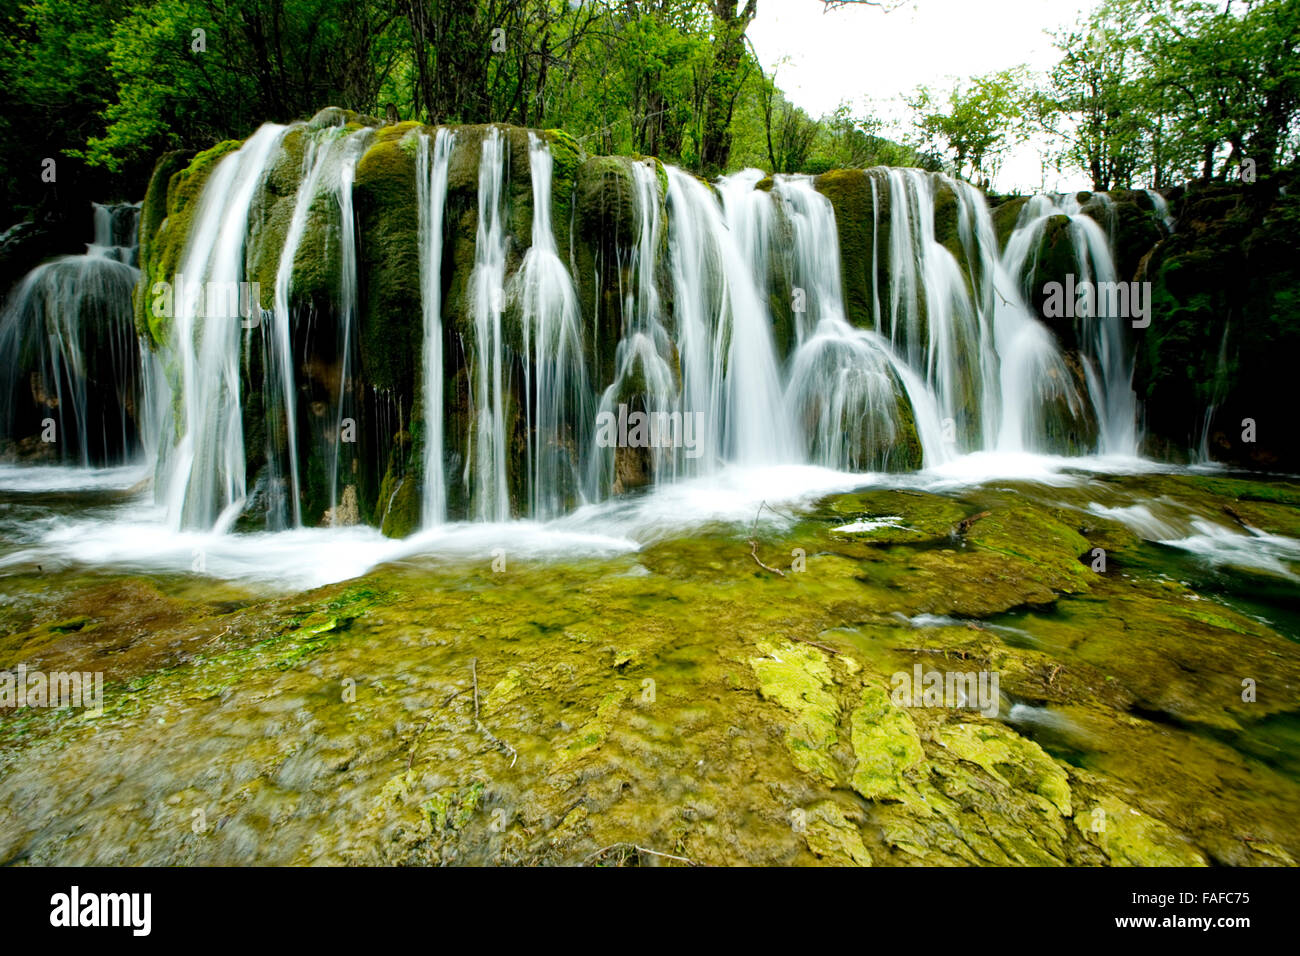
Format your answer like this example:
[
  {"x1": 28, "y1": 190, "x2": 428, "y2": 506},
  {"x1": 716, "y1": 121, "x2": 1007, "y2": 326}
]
[{"x1": 0, "y1": 474, "x2": 1297, "y2": 866}]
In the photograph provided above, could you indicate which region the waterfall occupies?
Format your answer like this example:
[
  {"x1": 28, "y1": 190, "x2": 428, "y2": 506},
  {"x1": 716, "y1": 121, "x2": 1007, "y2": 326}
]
[
  {"x1": 774, "y1": 174, "x2": 948, "y2": 469},
  {"x1": 881, "y1": 169, "x2": 992, "y2": 451},
  {"x1": 666, "y1": 167, "x2": 795, "y2": 469},
  {"x1": 0, "y1": 203, "x2": 144, "y2": 466},
  {"x1": 163, "y1": 123, "x2": 288, "y2": 531},
  {"x1": 715, "y1": 172, "x2": 799, "y2": 464},
  {"x1": 417, "y1": 127, "x2": 455, "y2": 527},
  {"x1": 7, "y1": 116, "x2": 1162, "y2": 540},
  {"x1": 1196, "y1": 322, "x2": 1232, "y2": 463},
  {"x1": 89, "y1": 202, "x2": 141, "y2": 264},
  {"x1": 510, "y1": 132, "x2": 592, "y2": 519},
  {"x1": 665, "y1": 168, "x2": 727, "y2": 471},
  {"x1": 587, "y1": 160, "x2": 679, "y2": 497},
  {"x1": 1145, "y1": 189, "x2": 1175, "y2": 232},
  {"x1": 466, "y1": 127, "x2": 511, "y2": 521},
  {"x1": 1001, "y1": 192, "x2": 1140, "y2": 455},
  {"x1": 325, "y1": 127, "x2": 375, "y2": 526},
  {"x1": 267, "y1": 124, "x2": 351, "y2": 528}
]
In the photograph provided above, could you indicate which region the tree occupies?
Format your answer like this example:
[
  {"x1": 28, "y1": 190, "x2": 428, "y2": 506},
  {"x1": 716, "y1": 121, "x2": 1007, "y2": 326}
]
[
  {"x1": 910, "y1": 68, "x2": 1029, "y2": 187},
  {"x1": 700, "y1": 0, "x2": 754, "y2": 175}
]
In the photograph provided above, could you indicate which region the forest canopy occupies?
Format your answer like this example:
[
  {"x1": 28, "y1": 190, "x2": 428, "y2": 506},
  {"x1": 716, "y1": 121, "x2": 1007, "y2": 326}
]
[{"x1": 1, "y1": 0, "x2": 1297, "y2": 219}]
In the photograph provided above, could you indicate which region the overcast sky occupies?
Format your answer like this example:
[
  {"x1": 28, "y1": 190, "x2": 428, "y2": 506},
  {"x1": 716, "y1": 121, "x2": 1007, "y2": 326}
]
[{"x1": 747, "y1": 0, "x2": 1105, "y2": 192}]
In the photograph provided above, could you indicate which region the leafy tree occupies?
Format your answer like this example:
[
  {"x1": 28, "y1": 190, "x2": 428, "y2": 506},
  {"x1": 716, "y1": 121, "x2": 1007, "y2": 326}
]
[{"x1": 909, "y1": 68, "x2": 1029, "y2": 187}]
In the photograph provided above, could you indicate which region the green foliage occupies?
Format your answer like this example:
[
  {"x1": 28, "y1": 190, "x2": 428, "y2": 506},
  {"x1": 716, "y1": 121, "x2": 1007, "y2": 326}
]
[
  {"x1": 909, "y1": 68, "x2": 1030, "y2": 186},
  {"x1": 1037, "y1": 0, "x2": 1300, "y2": 189}
]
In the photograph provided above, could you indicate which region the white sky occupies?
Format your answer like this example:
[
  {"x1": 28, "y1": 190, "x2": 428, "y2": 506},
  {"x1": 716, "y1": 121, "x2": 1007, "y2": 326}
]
[{"x1": 748, "y1": 0, "x2": 1104, "y2": 192}]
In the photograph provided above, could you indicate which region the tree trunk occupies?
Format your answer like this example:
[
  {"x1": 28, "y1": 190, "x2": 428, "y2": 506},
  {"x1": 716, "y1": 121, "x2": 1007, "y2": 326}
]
[{"x1": 701, "y1": 0, "x2": 755, "y2": 177}]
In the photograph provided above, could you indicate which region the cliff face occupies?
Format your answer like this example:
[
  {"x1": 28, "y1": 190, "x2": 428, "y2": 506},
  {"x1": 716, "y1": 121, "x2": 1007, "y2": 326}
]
[
  {"x1": 1136, "y1": 171, "x2": 1300, "y2": 471},
  {"x1": 8, "y1": 104, "x2": 1298, "y2": 530}
]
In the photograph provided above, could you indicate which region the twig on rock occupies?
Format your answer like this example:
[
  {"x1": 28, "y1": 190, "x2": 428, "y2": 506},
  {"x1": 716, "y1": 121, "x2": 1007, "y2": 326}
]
[
  {"x1": 749, "y1": 539, "x2": 787, "y2": 576},
  {"x1": 954, "y1": 511, "x2": 991, "y2": 536},
  {"x1": 585, "y1": 842, "x2": 695, "y2": 866},
  {"x1": 470, "y1": 657, "x2": 518, "y2": 768}
]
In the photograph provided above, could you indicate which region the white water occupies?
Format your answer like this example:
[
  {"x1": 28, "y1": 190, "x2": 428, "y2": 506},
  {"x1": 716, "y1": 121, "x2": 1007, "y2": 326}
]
[
  {"x1": 0, "y1": 203, "x2": 145, "y2": 466},
  {"x1": 163, "y1": 123, "x2": 288, "y2": 532},
  {"x1": 326, "y1": 127, "x2": 376, "y2": 525},
  {"x1": 587, "y1": 160, "x2": 680, "y2": 495},
  {"x1": 466, "y1": 127, "x2": 511, "y2": 522},
  {"x1": 511, "y1": 132, "x2": 592, "y2": 518},
  {"x1": 1002, "y1": 192, "x2": 1140, "y2": 455},
  {"x1": 774, "y1": 174, "x2": 948, "y2": 468},
  {"x1": 1, "y1": 123, "x2": 1228, "y2": 588},
  {"x1": 268, "y1": 125, "x2": 354, "y2": 528},
  {"x1": 417, "y1": 128, "x2": 455, "y2": 526}
]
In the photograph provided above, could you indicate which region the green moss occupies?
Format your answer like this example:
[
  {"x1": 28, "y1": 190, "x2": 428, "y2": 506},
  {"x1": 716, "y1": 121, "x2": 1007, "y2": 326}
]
[
  {"x1": 1080, "y1": 795, "x2": 1207, "y2": 866},
  {"x1": 355, "y1": 130, "x2": 421, "y2": 393},
  {"x1": 803, "y1": 800, "x2": 873, "y2": 865},
  {"x1": 377, "y1": 462, "x2": 420, "y2": 539},
  {"x1": 965, "y1": 504, "x2": 1093, "y2": 594},
  {"x1": 813, "y1": 169, "x2": 875, "y2": 330},
  {"x1": 749, "y1": 639, "x2": 841, "y2": 784},
  {"x1": 553, "y1": 687, "x2": 628, "y2": 767},
  {"x1": 423, "y1": 781, "x2": 485, "y2": 833},
  {"x1": 849, "y1": 686, "x2": 925, "y2": 801},
  {"x1": 483, "y1": 668, "x2": 524, "y2": 716},
  {"x1": 939, "y1": 721, "x2": 1072, "y2": 815},
  {"x1": 135, "y1": 150, "x2": 194, "y2": 341},
  {"x1": 990, "y1": 196, "x2": 1028, "y2": 252},
  {"x1": 140, "y1": 139, "x2": 244, "y2": 347}
]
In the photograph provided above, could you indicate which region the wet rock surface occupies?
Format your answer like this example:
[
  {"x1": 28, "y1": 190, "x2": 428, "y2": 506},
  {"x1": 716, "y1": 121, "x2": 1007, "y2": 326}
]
[{"x1": 0, "y1": 471, "x2": 1297, "y2": 866}]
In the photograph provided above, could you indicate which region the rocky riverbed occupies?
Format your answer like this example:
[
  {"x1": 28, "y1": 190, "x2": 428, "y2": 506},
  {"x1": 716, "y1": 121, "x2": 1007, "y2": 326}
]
[{"x1": 1, "y1": 467, "x2": 1297, "y2": 866}]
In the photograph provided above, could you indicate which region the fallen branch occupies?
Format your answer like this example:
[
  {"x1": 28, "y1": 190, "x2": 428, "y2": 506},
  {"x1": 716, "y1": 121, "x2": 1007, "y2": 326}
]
[
  {"x1": 471, "y1": 658, "x2": 518, "y2": 768},
  {"x1": 585, "y1": 842, "x2": 695, "y2": 866},
  {"x1": 954, "y1": 511, "x2": 991, "y2": 536},
  {"x1": 789, "y1": 634, "x2": 839, "y2": 655},
  {"x1": 749, "y1": 539, "x2": 787, "y2": 576}
]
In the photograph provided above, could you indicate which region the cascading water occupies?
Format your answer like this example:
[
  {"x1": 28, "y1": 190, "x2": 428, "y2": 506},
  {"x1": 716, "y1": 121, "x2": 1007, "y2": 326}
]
[
  {"x1": 882, "y1": 169, "x2": 993, "y2": 450},
  {"x1": 417, "y1": 127, "x2": 455, "y2": 527},
  {"x1": 7, "y1": 114, "x2": 1162, "y2": 553},
  {"x1": 90, "y1": 202, "x2": 141, "y2": 264},
  {"x1": 324, "y1": 127, "x2": 376, "y2": 526},
  {"x1": 0, "y1": 203, "x2": 147, "y2": 466},
  {"x1": 1002, "y1": 192, "x2": 1140, "y2": 455},
  {"x1": 163, "y1": 123, "x2": 288, "y2": 531},
  {"x1": 465, "y1": 127, "x2": 511, "y2": 522},
  {"x1": 666, "y1": 167, "x2": 796, "y2": 469},
  {"x1": 266, "y1": 124, "x2": 355, "y2": 529},
  {"x1": 773, "y1": 175, "x2": 950, "y2": 469},
  {"x1": 1145, "y1": 189, "x2": 1175, "y2": 232},
  {"x1": 713, "y1": 172, "x2": 799, "y2": 464},
  {"x1": 510, "y1": 132, "x2": 592, "y2": 518},
  {"x1": 587, "y1": 160, "x2": 680, "y2": 496}
]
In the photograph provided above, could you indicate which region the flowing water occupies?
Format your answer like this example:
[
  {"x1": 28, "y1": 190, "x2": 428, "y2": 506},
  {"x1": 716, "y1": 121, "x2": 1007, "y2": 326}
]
[
  {"x1": 0, "y1": 203, "x2": 146, "y2": 467},
  {"x1": 0, "y1": 126, "x2": 1274, "y2": 595},
  {"x1": 3, "y1": 126, "x2": 1298, "y2": 868},
  {"x1": 417, "y1": 128, "x2": 455, "y2": 526},
  {"x1": 466, "y1": 128, "x2": 511, "y2": 522}
]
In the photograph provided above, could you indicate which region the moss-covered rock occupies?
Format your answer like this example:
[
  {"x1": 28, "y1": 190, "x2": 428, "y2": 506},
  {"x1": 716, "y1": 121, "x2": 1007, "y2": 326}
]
[
  {"x1": 813, "y1": 168, "x2": 878, "y2": 332},
  {"x1": 1137, "y1": 170, "x2": 1300, "y2": 470},
  {"x1": 138, "y1": 140, "x2": 243, "y2": 348}
]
